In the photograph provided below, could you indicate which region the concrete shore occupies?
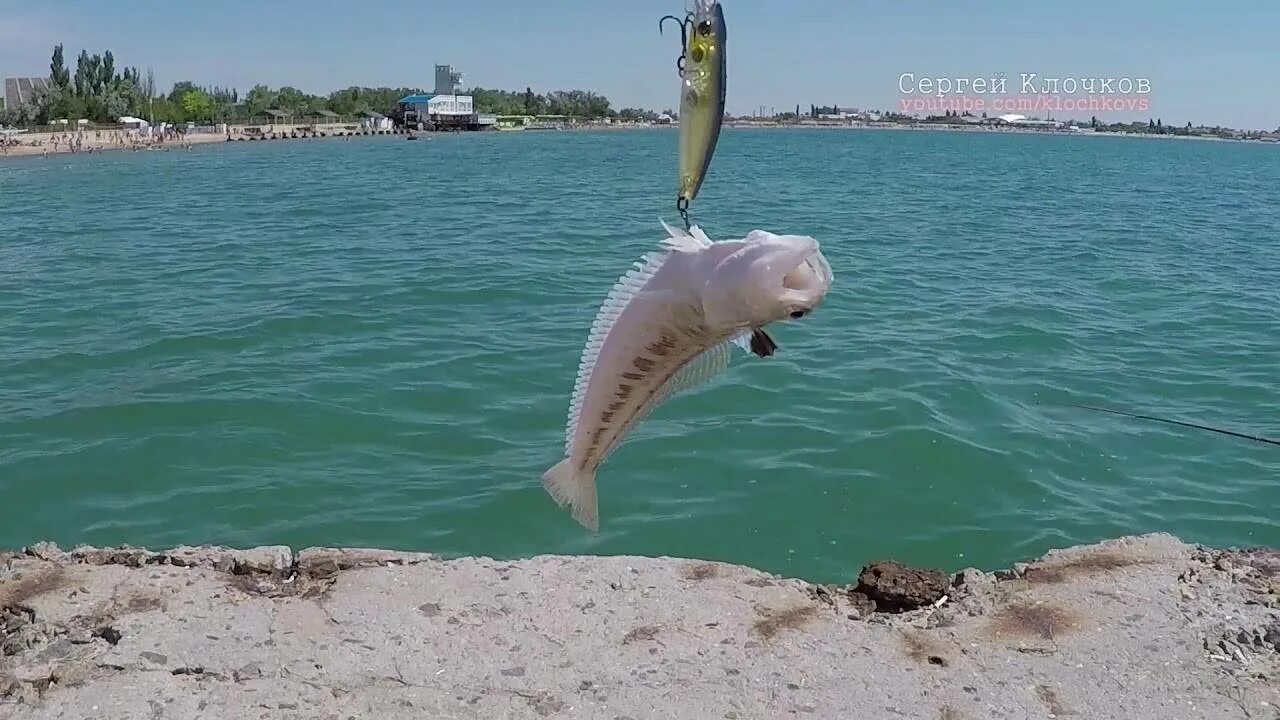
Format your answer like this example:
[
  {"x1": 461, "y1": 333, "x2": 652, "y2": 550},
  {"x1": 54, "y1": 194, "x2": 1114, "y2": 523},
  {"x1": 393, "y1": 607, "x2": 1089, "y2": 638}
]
[{"x1": 2, "y1": 534, "x2": 1276, "y2": 719}]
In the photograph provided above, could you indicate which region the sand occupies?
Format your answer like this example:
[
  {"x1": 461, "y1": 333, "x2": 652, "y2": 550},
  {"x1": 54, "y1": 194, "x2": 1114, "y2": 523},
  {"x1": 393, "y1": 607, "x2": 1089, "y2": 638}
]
[
  {"x1": 0, "y1": 130, "x2": 227, "y2": 159},
  {"x1": 1, "y1": 533, "x2": 1277, "y2": 719}
]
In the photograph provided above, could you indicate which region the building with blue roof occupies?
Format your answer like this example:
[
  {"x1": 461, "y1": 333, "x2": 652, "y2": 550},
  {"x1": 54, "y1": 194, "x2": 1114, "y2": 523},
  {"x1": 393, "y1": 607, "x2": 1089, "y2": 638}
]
[{"x1": 396, "y1": 65, "x2": 486, "y2": 130}]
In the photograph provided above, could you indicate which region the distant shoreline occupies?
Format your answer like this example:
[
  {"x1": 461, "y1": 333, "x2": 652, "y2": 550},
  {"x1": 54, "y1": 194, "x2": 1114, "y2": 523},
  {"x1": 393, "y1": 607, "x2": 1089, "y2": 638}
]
[
  {"x1": 3, "y1": 119, "x2": 1274, "y2": 163},
  {"x1": 716, "y1": 121, "x2": 1279, "y2": 145}
]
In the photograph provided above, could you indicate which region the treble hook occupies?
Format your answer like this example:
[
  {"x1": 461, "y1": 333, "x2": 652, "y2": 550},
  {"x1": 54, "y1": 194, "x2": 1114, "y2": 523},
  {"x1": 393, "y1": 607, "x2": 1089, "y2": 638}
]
[
  {"x1": 659, "y1": 12, "x2": 693, "y2": 74},
  {"x1": 676, "y1": 196, "x2": 691, "y2": 231}
]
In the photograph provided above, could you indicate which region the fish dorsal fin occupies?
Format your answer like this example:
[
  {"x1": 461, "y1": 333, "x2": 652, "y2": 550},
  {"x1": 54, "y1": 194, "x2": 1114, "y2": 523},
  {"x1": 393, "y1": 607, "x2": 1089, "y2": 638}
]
[
  {"x1": 564, "y1": 247, "x2": 671, "y2": 457},
  {"x1": 659, "y1": 219, "x2": 714, "y2": 252},
  {"x1": 597, "y1": 337, "x2": 739, "y2": 462}
]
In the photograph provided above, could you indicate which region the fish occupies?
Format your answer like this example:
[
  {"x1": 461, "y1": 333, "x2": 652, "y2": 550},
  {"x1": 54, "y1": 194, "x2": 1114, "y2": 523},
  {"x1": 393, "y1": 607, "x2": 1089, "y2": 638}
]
[
  {"x1": 541, "y1": 220, "x2": 834, "y2": 531},
  {"x1": 676, "y1": 0, "x2": 728, "y2": 208}
]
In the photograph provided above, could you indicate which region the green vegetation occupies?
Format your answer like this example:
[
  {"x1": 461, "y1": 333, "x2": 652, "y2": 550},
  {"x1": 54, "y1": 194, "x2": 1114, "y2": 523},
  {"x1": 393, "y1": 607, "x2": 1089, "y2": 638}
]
[
  {"x1": 1, "y1": 44, "x2": 665, "y2": 128},
  {"x1": 466, "y1": 86, "x2": 666, "y2": 120}
]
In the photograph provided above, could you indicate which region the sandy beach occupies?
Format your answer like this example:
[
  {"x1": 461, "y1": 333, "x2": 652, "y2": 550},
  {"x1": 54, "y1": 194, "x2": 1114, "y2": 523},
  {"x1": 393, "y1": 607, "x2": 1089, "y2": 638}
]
[{"x1": 0, "y1": 129, "x2": 227, "y2": 159}]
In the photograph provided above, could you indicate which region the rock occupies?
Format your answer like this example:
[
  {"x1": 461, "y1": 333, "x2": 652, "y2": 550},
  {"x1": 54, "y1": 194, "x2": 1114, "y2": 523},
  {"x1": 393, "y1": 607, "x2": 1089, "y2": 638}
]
[
  {"x1": 23, "y1": 542, "x2": 65, "y2": 562},
  {"x1": 843, "y1": 590, "x2": 877, "y2": 618},
  {"x1": 1223, "y1": 548, "x2": 1280, "y2": 578},
  {"x1": 69, "y1": 545, "x2": 156, "y2": 567},
  {"x1": 230, "y1": 546, "x2": 292, "y2": 574},
  {"x1": 164, "y1": 546, "x2": 236, "y2": 571},
  {"x1": 0, "y1": 532, "x2": 1274, "y2": 719},
  {"x1": 852, "y1": 561, "x2": 949, "y2": 613},
  {"x1": 296, "y1": 548, "x2": 438, "y2": 577},
  {"x1": 952, "y1": 568, "x2": 994, "y2": 594}
]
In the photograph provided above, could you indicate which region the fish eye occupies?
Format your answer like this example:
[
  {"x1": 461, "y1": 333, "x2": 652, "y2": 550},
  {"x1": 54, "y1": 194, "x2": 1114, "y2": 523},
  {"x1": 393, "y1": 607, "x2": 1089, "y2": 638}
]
[
  {"x1": 698, "y1": 20, "x2": 713, "y2": 35},
  {"x1": 790, "y1": 309, "x2": 808, "y2": 319}
]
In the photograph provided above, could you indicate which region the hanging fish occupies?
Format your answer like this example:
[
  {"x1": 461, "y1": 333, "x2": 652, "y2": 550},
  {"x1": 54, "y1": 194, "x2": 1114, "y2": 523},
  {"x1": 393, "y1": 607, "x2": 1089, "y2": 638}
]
[
  {"x1": 661, "y1": 0, "x2": 727, "y2": 225},
  {"x1": 541, "y1": 221, "x2": 834, "y2": 531}
]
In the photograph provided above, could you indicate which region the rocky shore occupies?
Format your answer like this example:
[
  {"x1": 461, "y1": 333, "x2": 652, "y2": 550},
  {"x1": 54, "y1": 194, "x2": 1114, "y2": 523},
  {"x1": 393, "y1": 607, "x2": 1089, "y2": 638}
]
[{"x1": 2, "y1": 533, "x2": 1276, "y2": 719}]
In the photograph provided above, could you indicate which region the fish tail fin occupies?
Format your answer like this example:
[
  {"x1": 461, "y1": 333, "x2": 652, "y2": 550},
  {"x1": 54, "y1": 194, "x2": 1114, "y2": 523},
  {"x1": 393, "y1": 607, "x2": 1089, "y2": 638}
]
[{"x1": 541, "y1": 459, "x2": 599, "y2": 532}]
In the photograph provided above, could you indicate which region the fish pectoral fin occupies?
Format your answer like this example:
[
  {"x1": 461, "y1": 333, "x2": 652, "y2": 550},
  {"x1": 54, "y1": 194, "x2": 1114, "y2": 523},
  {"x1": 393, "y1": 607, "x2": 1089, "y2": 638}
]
[
  {"x1": 649, "y1": 337, "x2": 737, "y2": 410},
  {"x1": 749, "y1": 329, "x2": 777, "y2": 358},
  {"x1": 542, "y1": 459, "x2": 599, "y2": 532},
  {"x1": 594, "y1": 335, "x2": 741, "y2": 467}
]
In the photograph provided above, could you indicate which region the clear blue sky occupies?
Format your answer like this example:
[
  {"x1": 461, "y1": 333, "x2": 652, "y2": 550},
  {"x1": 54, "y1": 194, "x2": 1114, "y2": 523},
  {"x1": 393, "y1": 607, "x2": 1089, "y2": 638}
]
[{"x1": 2, "y1": 1, "x2": 1277, "y2": 130}]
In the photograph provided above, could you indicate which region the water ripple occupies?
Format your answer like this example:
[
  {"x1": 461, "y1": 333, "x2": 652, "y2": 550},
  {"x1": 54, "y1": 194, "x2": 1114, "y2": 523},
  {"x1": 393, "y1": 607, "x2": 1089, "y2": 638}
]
[{"x1": 1, "y1": 130, "x2": 1278, "y2": 581}]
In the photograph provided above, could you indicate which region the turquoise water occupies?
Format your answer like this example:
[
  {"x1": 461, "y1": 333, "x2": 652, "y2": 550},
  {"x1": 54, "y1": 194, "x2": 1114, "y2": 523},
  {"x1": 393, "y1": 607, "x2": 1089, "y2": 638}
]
[{"x1": 1, "y1": 129, "x2": 1276, "y2": 583}]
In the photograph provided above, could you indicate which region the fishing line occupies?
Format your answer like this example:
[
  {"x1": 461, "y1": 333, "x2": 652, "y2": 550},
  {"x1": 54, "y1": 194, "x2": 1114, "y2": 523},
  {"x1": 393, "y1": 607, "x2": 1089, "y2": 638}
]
[{"x1": 1056, "y1": 401, "x2": 1280, "y2": 447}]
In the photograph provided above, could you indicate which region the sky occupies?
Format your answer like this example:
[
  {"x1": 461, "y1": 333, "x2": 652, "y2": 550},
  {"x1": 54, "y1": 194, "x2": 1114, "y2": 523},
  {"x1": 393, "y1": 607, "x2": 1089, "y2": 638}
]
[{"x1": 2, "y1": 0, "x2": 1278, "y2": 130}]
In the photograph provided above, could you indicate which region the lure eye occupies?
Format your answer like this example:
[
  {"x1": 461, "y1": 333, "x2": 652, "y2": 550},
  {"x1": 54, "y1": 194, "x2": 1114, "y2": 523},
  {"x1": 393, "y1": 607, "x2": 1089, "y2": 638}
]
[{"x1": 698, "y1": 20, "x2": 713, "y2": 35}]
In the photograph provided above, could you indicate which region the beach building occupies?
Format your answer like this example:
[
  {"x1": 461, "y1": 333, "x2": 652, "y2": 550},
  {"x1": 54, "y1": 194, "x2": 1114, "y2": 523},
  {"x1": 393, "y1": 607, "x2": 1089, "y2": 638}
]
[
  {"x1": 395, "y1": 64, "x2": 488, "y2": 130},
  {"x1": 995, "y1": 113, "x2": 1064, "y2": 128},
  {"x1": 397, "y1": 93, "x2": 475, "y2": 128},
  {"x1": 358, "y1": 110, "x2": 393, "y2": 132}
]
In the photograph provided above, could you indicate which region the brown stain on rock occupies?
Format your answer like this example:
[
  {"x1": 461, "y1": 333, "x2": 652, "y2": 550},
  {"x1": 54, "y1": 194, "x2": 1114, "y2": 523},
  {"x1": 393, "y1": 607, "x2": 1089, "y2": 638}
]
[
  {"x1": 752, "y1": 604, "x2": 817, "y2": 641},
  {"x1": 1036, "y1": 684, "x2": 1072, "y2": 716},
  {"x1": 1022, "y1": 551, "x2": 1149, "y2": 585},
  {"x1": 0, "y1": 565, "x2": 66, "y2": 608},
  {"x1": 227, "y1": 570, "x2": 333, "y2": 599},
  {"x1": 989, "y1": 601, "x2": 1078, "y2": 641},
  {"x1": 683, "y1": 563, "x2": 721, "y2": 581},
  {"x1": 124, "y1": 595, "x2": 164, "y2": 614},
  {"x1": 899, "y1": 630, "x2": 949, "y2": 667},
  {"x1": 622, "y1": 625, "x2": 661, "y2": 644}
]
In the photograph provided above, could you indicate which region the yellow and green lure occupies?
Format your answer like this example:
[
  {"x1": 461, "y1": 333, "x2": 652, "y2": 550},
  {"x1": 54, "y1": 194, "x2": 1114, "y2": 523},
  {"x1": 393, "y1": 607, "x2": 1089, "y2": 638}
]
[{"x1": 661, "y1": 0, "x2": 727, "y2": 229}]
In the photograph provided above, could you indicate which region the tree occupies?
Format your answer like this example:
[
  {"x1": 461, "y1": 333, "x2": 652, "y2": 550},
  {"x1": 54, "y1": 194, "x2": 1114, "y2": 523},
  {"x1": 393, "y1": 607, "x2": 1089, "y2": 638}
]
[
  {"x1": 100, "y1": 51, "x2": 115, "y2": 94},
  {"x1": 50, "y1": 44, "x2": 70, "y2": 89},
  {"x1": 275, "y1": 86, "x2": 308, "y2": 113},
  {"x1": 181, "y1": 89, "x2": 213, "y2": 121},
  {"x1": 245, "y1": 84, "x2": 276, "y2": 116}
]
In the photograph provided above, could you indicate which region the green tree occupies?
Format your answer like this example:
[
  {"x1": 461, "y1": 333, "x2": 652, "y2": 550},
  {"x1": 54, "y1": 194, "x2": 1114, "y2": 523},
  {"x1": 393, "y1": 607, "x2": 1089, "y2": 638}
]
[
  {"x1": 50, "y1": 44, "x2": 70, "y2": 89},
  {"x1": 275, "y1": 86, "x2": 308, "y2": 113},
  {"x1": 100, "y1": 51, "x2": 115, "y2": 94},
  {"x1": 245, "y1": 84, "x2": 277, "y2": 116},
  {"x1": 181, "y1": 89, "x2": 213, "y2": 121}
]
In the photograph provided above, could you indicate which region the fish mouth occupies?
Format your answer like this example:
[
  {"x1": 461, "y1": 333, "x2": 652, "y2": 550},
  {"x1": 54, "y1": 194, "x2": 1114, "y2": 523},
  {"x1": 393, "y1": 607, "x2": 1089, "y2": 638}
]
[{"x1": 781, "y1": 247, "x2": 833, "y2": 296}]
